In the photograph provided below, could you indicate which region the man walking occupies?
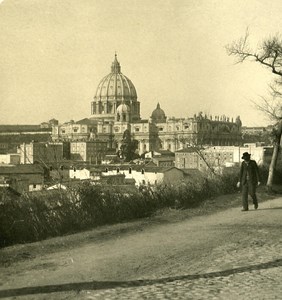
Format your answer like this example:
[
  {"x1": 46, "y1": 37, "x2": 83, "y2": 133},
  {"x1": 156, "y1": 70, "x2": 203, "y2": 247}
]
[{"x1": 237, "y1": 152, "x2": 261, "y2": 211}]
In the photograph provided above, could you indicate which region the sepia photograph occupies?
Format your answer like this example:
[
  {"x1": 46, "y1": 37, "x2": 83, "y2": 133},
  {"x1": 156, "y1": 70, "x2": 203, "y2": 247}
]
[{"x1": 0, "y1": 0, "x2": 282, "y2": 299}]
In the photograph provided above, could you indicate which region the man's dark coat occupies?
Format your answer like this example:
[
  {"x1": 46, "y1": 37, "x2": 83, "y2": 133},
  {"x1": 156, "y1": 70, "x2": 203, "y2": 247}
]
[{"x1": 239, "y1": 160, "x2": 260, "y2": 186}]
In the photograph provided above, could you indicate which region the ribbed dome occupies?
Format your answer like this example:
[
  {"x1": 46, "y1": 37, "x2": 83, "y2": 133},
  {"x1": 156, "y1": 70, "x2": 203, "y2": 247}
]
[
  {"x1": 151, "y1": 103, "x2": 167, "y2": 123},
  {"x1": 94, "y1": 55, "x2": 137, "y2": 101},
  {"x1": 117, "y1": 103, "x2": 130, "y2": 114}
]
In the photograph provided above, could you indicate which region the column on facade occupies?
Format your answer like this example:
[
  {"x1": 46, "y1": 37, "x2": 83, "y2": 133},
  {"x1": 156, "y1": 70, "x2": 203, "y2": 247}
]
[
  {"x1": 171, "y1": 139, "x2": 177, "y2": 152},
  {"x1": 91, "y1": 102, "x2": 95, "y2": 114},
  {"x1": 144, "y1": 141, "x2": 149, "y2": 153},
  {"x1": 138, "y1": 140, "x2": 145, "y2": 154}
]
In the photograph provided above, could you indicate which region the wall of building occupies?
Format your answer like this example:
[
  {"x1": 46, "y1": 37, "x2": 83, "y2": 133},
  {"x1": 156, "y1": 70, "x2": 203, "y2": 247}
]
[
  {"x1": 28, "y1": 183, "x2": 43, "y2": 192},
  {"x1": 70, "y1": 141, "x2": 108, "y2": 162},
  {"x1": 69, "y1": 168, "x2": 90, "y2": 180},
  {"x1": 0, "y1": 154, "x2": 20, "y2": 164},
  {"x1": 19, "y1": 142, "x2": 64, "y2": 164},
  {"x1": 101, "y1": 167, "x2": 185, "y2": 186},
  {"x1": 0, "y1": 165, "x2": 44, "y2": 194},
  {"x1": 175, "y1": 145, "x2": 275, "y2": 170}
]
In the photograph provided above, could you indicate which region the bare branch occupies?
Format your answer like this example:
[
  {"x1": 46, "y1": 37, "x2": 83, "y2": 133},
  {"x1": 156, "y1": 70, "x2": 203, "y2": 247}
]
[
  {"x1": 228, "y1": 31, "x2": 282, "y2": 189},
  {"x1": 227, "y1": 32, "x2": 282, "y2": 76},
  {"x1": 269, "y1": 82, "x2": 282, "y2": 98}
]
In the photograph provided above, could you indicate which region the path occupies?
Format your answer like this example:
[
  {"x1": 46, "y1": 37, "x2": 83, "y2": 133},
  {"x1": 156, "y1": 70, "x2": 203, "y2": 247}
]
[{"x1": 0, "y1": 196, "x2": 282, "y2": 299}]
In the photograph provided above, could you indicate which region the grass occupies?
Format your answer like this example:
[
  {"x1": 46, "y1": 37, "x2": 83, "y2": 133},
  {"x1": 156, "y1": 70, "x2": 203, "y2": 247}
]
[
  {"x1": 0, "y1": 168, "x2": 280, "y2": 248},
  {"x1": 0, "y1": 185, "x2": 280, "y2": 268}
]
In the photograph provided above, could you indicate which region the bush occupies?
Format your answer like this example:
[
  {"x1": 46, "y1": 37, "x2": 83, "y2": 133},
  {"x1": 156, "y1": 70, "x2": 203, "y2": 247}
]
[{"x1": 0, "y1": 169, "x2": 241, "y2": 247}]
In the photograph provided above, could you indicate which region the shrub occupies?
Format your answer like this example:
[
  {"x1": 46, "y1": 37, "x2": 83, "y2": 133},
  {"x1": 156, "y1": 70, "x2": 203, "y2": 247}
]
[{"x1": 0, "y1": 169, "x2": 241, "y2": 247}]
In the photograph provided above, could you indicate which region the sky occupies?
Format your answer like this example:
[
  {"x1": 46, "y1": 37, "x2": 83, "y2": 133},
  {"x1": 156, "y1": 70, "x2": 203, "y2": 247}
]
[{"x1": 1, "y1": 0, "x2": 282, "y2": 126}]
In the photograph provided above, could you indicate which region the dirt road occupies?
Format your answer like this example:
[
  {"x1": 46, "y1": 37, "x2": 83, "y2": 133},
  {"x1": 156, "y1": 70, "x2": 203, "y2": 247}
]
[{"x1": 0, "y1": 195, "x2": 282, "y2": 299}]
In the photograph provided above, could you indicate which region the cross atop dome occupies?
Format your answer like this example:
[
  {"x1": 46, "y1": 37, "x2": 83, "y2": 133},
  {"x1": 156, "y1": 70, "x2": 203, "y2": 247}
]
[{"x1": 111, "y1": 53, "x2": 121, "y2": 73}]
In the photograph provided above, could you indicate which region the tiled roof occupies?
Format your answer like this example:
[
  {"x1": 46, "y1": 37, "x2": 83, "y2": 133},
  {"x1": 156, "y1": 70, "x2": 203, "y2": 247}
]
[
  {"x1": 94, "y1": 165, "x2": 184, "y2": 174},
  {"x1": 152, "y1": 157, "x2": 175, "y2": 161},
  {"x1": 175, "y1": 147, "x2": 199, "y2": 153},
  {"x1": 143, "y1": 166, "x2": 182, "y2": 173},
  {"x1": 0, "y1": 164, "x2": 44, "y2": 174},
  {"x1": 0, "y1": 125, "x2": 51, "y2": 133},
  {"x1": 76, "y1": 118, "x2": 98, "y2": 125}
]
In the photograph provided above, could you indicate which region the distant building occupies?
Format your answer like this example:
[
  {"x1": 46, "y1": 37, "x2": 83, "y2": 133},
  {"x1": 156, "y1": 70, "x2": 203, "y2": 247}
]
[
  {"x1": 51, "y1": 55, "x2": 242, "y2": 155},
  {"x1": 47, "y1": 183, "x2": 68, "y2": 190},
  {"x1": 69, "y1": 167, "x2": 101, "y2": 181},
  {"x1": 0, "y1": 153, "x2": 20, "y2": 165},
  {"x1": 70, "y1": 140, "x2": 108, "y2": 163},
  {"x1": 242, "y1": 126, "x2": 269, "y2": 135},
  {"x1": 52, "y1": 119, "x2": 98, "y2": 142},
  {"x1": 19, "y1": 141, "x2": 69, "y2": 164},
  {"x1": 0, "y1": 164, "x2": 44, "y2": 193},
  {"x1": 0, "y1": 122, "x2": 55, "y2": 153},
  {"x1": 102, "y1": 165, "x2": 186, "y2": 187},
  {"x1": 151, "y1": 156, "x2": 175, "y2": 167},
  {"x1": 102, "y1": 153, "x2": 119, "y2": 165},
  {"x1": 241, "y1": 125, "x2": 273, "y2": 145},
  {"x1": 175, "y1": 145, "x2": 276, "y2": 171},
  {"x1": 0, "y1": 143, "x2": 9, "y2": 154},
  {"x1": 144, "y1": 150, "x2": 175, "y2": 167},
  {"x1": 175, "y1": 148, "x2": 203, "y2": 170},
  {"x1": 69, "y1": 166, "x2": 131, "y2": 185}
]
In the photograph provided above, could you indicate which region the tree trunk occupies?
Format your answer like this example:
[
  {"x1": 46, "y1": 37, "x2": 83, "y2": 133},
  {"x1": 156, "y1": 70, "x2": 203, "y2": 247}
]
[{"x1": 266, "y1": 120, "x2": 282, "y2": 192}]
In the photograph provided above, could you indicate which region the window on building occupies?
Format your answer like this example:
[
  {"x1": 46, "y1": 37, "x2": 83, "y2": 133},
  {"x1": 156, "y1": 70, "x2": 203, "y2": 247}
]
[
  {"x1": 141, "y1": 169, "x2": 145, "y2": 174},
  {"x1": 33, "y1": 184, "x2": 36, "y2": 189}
]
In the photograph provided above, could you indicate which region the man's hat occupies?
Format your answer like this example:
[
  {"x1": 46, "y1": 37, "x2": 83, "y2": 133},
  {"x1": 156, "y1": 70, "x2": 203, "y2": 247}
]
[{"x1": 241, "y1": 152, "x2": 251, "y2": 159}]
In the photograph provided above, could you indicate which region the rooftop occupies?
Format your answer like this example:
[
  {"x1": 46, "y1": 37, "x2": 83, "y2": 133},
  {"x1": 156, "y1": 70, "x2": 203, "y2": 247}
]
[{"x1": 0, "y1": 164, "x2": 44, "y2": 174}]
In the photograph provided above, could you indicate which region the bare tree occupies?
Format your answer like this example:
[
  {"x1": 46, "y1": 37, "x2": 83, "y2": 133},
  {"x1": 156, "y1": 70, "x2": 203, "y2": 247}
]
[
  {"x1": 226, "y1": 31, "x2": 282, "y2": 190},
  {"x1": 179, "y1": 133, "x2": 219, "y2": 177}
]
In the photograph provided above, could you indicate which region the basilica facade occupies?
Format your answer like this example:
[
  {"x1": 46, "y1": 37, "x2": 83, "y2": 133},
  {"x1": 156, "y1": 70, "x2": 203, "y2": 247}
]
[{"x1": 52, "y1": 55, "x2": 242, "y2": 154}]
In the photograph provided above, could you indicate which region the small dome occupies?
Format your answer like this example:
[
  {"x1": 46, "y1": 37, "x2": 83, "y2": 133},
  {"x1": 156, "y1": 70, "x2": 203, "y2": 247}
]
[
  {"x1": 117, "y1": 103, "x2": 130, "y2": 114},
  {"x1": 151, "y1": 103, "x2": 166, "y2": 123}
]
